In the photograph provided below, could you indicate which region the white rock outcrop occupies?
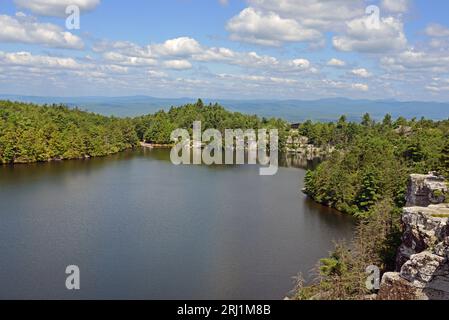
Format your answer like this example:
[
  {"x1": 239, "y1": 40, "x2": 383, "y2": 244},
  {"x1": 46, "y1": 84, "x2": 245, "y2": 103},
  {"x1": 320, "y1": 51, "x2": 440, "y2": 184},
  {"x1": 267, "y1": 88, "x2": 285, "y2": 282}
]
[{"x1": 378, "y1": 173, "x2": 449, "y2": 300}]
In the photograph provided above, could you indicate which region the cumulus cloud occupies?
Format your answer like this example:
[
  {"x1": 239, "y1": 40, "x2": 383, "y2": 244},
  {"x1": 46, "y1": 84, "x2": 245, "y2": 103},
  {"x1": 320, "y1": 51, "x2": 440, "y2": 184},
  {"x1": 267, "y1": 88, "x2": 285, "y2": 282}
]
[
  {"x1": 428, "y1": 38, "x2": 449, "y2": 50},
  {"x1": 0, "y1": 51, "x2": 80, "y2": 69},
  {"x1": 218, "y1": 73, "x2": 298, "y2": 85},
  {"x1": 247, "y1": 0, "x2": 364, "y2": 29},
  {"x1": 102, "y1": 52, "x2": 157, "y2": 66},
  {"x1": 14, "y1": 0, "x2": 101, "y2": 17},
  {"x1": 238, "y1": 51, "x2": 279, "y2": 68},
  {"x1": 92, "y1": 35, "x2": 320, "y2": 79},
  {"x1": 425, "y1": 23, "x2": 449, "y2": 38},
  {"x1": 148, "y1": 70, "x2": 168, "y2": 78},
  {"x1": 333, "y1": 16, "x2": 407, "y2": 53},
  {"x1": 193, "y1": 47, "x2": 236, "y2": 62},
  {"x1": 381, "y1": 49, "x2": 449, "y2": 73},
  {"x1": 327, "y1": 58, "x2": 346, "y2": 67},
  {"x1": 352, "y1": 83, "x2": 369, "y2": 91},
  {"x1": 225, "y1": 0, "x2": 389, "y2": 48},
  {"x1": 288, "y1": 59, "x2": 310, "y2": 70},
  {"x1": 93, "y1": 40, "x2": 152, "y2": 58},
  {"x1": 381, "y1": 0, "x2": 410, "y2": 13},
  {"x1": 163, "y1": 59, "x2": 192, "y2": 70},
  {"x1": 426, "y1": 78, "x2": 449, "y2": 92},
  {"x1": 351, "y1": 68, "x2": 371, "y2": 78},
  {"x1": 152, "y1": 37, "x2": 202, "y2": 57},
  {"x1": 226, "y1": 7, "x2": 322, "y2": 46},
  {"x1": 0, "y1": 13, "x2": 84, "y2": 49}
]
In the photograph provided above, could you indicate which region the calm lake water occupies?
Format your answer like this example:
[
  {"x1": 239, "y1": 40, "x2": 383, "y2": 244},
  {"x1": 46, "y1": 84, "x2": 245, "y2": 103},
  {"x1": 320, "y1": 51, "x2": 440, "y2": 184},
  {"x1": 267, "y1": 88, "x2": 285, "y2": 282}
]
[{"x1": 0, "y1": 148, "x2": 354, "y2": 299}]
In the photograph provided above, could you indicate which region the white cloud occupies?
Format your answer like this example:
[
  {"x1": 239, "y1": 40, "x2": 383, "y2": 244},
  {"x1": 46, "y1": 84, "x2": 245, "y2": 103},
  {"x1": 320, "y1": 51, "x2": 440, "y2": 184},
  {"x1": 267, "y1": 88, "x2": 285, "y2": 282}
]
[
  {"x1": 102, "y1": 52, "x2": 157, "y2": 66},
  {"x1": 226, "y1": 7, "x2": 322, "y2": 46},
  {"x1": 333, "y1": 16, "x2": 407, "y2": 53},
  {"x1": 288, "y1": 59, "x2": 310, "y2": 70},
  {"x1": 93, "y1": 37, "x2": 317, "y2": 76},
  {"x1": 0, "y1": 13, "x2": 84, "y2": 49},
  {"x1": 428, "y1": 38, "x2": 449, "y2": 50},
  {"x1": 93, "y1": 40, "x2": 152, "y2": 58},
  {"x1": 148, "y1": 70, "x2": 168, "y2": 78},
  {"x1": 99, "y1": 64, "x2": 128, "y2": 74},
  {"x1": 426, "y1": 85, "x2": 449, "y2": 92},
  {"x1": 193, "y1": 47, "x2": 236, "y2": 62},
  {"x1": 425, "y1": 23, "x2": 449, "y2": 38},
  {"x1": 152, "y1": 37, "x2": 202, "y2": 57},
  {"x1": 14, "y1": 0, "x2": 101, "y2": 17},
  {"x1": 95, "y1": 37, "x2": 203, "y2": 63},
  {"x1": 218, "y1": 73, "x2": 298, "y2": 86},
  {"x1": 381, "y1": 0, "x2": 410, "y2": 13},
  {"x1": 239, "y1": 51, "x2": 279, "y2": 67},
  {"x1": 163, "y1": 59, "x2": 192, "y2": 70},
  {"x1": 247, "y1": 0, "x2": 364, "y2": 29},
  {"x1": 381, "y1": 49, "x2": 449, "y2": 73},
  {"x1": 351, "y1": 68, "x2": 371, "y2": 78},
  {"x1": 352, "y1": 83, "x2": 369, "y2": 91},
  {"x1": 426, "y1": 78, "x2": 449, "y2": 92},
  {"x1": 0, "y1": 51, "x2": 80, "y2": 69},
  {"x1": 327, "y1": 58, "x2": 346, "y2": 67}
]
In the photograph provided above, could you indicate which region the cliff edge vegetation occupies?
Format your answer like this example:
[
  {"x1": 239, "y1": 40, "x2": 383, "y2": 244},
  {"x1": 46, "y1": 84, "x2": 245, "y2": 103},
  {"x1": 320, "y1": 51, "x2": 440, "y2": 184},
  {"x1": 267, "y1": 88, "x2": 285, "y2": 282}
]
[{"x1": 295, "y1": 115, "x2": 449, "y2": 300}]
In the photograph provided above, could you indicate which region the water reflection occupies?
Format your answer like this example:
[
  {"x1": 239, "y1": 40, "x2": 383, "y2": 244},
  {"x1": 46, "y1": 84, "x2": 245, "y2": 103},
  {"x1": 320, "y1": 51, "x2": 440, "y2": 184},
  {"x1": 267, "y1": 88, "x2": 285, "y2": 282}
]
[{"x1": 0, "y1": 148, "x2": 354, "y2": 299}]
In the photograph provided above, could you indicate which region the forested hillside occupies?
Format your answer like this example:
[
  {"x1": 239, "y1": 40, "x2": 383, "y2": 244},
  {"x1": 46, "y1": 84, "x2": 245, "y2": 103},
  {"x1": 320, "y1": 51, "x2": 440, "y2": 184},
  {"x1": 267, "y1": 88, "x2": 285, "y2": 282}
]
[
  {"x1": 0, "y1": 99, "x2": 289, "y2": 164},
  {"x1": 301, "y1": 113, "x2": 449, "y2": 217},
  {"x1": 134, "y1": 99, "x2": 289, "y2": 145},
  {"x1": 0, "y1": 100, "x2": 139, "y2": 164},
  {"x1": 295, "y1": 114, "x2": 449, "y2": 300}
]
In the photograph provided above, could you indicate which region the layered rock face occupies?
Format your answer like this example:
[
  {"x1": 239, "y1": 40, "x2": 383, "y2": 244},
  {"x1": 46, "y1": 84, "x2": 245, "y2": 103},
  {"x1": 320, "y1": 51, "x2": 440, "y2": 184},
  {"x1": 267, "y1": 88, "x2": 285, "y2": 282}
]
[
  {"x1": 406, "y1": 174, "x2": 448, "y2": 207},
  {"x1": 285, "y1": 135, "x2": 335, "y2": 159},
  {"x1": 378, "y1": 174, "x2": 449, "y2": 300}
]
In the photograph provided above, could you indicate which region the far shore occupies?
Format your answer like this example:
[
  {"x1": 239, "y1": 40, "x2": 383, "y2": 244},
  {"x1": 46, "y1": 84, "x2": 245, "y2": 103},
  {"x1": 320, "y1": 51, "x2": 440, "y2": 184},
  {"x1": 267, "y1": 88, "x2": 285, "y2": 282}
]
[{"x1": 140, "y1": 141, "x2": 173, "y2": 148}]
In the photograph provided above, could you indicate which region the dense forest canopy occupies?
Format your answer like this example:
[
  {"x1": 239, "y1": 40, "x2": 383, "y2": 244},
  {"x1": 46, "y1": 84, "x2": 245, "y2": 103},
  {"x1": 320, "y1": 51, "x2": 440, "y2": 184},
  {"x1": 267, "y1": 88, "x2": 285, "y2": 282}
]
[
  {"x1": 0, "y1": 100, "x2": 139, "y2": 164},
  {"x1": 134, "y1": 99, "x2": 290, "y2": 145},
  {"x1": 301, "y1": 113, "x2": 449, "y2": 217},
  {"x1": 295, "y1": 113, "x2": 449, "y2": 300},
  {"x1": 0, "y1": 99, "x2": 289, "y2": 164}
]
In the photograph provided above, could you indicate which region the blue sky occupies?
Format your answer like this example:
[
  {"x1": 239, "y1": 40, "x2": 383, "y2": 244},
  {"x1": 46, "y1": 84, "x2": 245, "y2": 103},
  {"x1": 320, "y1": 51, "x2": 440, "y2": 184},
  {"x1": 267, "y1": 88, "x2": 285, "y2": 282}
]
[{"x1": 0, "y1": 0, "x2": 449, "y2": 101}]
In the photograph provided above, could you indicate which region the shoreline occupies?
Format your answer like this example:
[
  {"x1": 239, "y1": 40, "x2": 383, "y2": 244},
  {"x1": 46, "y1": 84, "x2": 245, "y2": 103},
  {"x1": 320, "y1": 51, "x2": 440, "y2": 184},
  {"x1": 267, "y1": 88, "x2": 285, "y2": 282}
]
[
  {"x1": 0, "y1": 146, "x2": 138, "y2": 166},
  {"x1": 140, "y1": 141, "x2": 173, "y2": 148}
]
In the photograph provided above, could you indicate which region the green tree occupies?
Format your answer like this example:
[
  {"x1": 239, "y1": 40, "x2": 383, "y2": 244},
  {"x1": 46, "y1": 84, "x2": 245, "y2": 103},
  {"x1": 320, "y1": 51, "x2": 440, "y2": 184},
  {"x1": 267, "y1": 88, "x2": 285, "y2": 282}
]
[
  {"x1": 355, "y1": 170, "x2": 380, "y2": 214},
  {"x1": 361, "y1": 113, "x2": 373, "y2": 127},
  {"x1": 440, "y1": 138, "x2": 449, "y2": 177}
]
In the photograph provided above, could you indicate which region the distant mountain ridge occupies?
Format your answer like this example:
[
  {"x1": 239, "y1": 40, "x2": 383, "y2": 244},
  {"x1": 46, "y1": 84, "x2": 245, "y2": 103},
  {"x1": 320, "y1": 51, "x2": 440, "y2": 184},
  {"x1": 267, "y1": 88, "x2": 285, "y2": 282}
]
[{"x1": 1, "y1": 94, "x2": 448, "y2": 122}]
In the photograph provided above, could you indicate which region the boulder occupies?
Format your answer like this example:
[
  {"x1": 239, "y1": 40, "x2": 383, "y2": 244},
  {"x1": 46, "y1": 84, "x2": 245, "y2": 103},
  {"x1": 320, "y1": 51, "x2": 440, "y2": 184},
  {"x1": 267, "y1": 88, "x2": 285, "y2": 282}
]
[
  {"x1": 396, "y1": 204, "x2": 449, "y2": 268},
  {"x1": 406, "y1": 173, "x2": 448, "y2": 207}
]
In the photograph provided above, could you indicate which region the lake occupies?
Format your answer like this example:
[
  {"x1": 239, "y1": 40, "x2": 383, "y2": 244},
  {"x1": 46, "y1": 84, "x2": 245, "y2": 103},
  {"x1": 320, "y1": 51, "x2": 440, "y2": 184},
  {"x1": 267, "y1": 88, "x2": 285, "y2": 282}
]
[{"x1": 0, "y1": 148, "x2": 354, "y2": 299}]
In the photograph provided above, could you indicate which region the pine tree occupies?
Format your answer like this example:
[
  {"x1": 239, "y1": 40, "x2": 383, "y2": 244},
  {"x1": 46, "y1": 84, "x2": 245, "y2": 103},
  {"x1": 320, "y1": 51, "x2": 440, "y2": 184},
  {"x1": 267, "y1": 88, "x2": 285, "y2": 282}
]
[
  {"x1": 355, "y1": 171, "x2": 380, "y2": 213},
  {"x1": 361, "y1": 113, "x2": 372, "y2": 127},
  {"x1": 440, "y1": 139, "x2": 449, "y2": 178}
]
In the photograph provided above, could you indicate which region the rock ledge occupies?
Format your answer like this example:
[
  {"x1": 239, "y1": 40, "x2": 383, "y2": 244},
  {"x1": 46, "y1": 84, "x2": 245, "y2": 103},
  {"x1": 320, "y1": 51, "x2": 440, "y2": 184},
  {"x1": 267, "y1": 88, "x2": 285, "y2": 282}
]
[{"x1": 378, "y1": 173, "x2": 449, "y2": 300}]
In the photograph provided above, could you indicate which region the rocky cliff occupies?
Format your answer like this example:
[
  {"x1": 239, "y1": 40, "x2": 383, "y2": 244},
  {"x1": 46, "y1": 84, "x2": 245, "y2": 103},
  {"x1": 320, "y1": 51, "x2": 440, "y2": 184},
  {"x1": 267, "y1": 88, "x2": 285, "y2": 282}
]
[
  {"x1": 285, "y1": 135, "x2": 335, "y2": 159},
  {"x1": 378, "y1": 173, "x2": 449, "y2": 300}
]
